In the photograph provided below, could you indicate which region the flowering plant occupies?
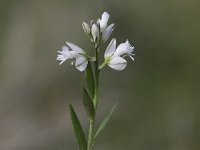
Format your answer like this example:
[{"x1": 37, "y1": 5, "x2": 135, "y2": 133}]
[{"x1": 57, "y1": 12, "x2": 134, "y2": 150}]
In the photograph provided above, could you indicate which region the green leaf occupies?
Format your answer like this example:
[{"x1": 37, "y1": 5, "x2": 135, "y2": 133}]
[
  {"x1": 82, "y1": 86, "x2": 95, "y2": 121},
  {"x1": 94, "y1": 103, "x2": 118, "y2": 140},
  {"x1": 85, "y1": 62, "x2": 95, "y2": 100},
  {"x1": 69, "y1": 104, "x2": 87, "y2": 150}
]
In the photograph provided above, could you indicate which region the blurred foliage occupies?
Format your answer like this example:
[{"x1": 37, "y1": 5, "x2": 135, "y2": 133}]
[{"x1": 0, "y1": 0, "x2": 200, "y2": 150}]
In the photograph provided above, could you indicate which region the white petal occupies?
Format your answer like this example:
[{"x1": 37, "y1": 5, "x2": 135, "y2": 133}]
[
  {"x1": 82, "y1": 22, "x2": 90, "y2": 34},
  {"x1": 75, "y1": 56, "x2": 88, "y2": 71},
  {"x1": 114, "y1": 40, "x2": 133, "y2": 57},
  {"x1": 99, "y1": 12, "x2": 109, "y2": 31},
  {"x1": 108, "y1": 57, "x2": 127, "y2": 71},
  {"x1": 104, "y1": 38, "x2": 116, "y2": 58},
  {"x1": 66, "y1": 42, "x2": 83, "y2": 53},
  {"x1": 62, "y1": 46, "x2": 69, "y2": 52},
  {"x1": 102, "y1": 23, "x2": 114, "y2": 43},
  {"x1": 91, "y1": 24, "x2": 99, "y2": 41},
  {"x1": 57, "y1": 54, "x2": 66, "y2": 65},
  {"x1": 61, "y1": 46, "x2": 77, "y2": 59},
  {"x1": 125, "y1": 40, "x2": 134, "y2": 52},
  {"x1": 68, "y1": 51, "x2": 77, "y2": 58},
  {"x1": 56, "y1": 46, "x2": 70, "y2": 65},
  {"x1": 114, "y1": 43, "x2": 129, "y2": 57}
]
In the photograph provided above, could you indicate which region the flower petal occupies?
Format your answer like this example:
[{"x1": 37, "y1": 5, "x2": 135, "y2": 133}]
[
  {"x1": 104, "y1": 38, "x2": 116, "y2": 58},
  {"x1": 99, "y1": 12, "x2": 109, "y2": 31},
  {"x1": 66, "y1": 42, "x2": 83, "y2": 53},
  {"x1": 91, "y1": 24, "x2": 99, "y2": 41},
  {"x1": 82, "y1": 22, "x2": 90, "y2": 34},
  {"x1": 108, "y1": 57, "x2": 127, "y2": 71},
  {"x1": 75, "y1": 56, "x2": 88, "y2": 71},
  {"x1": 102, "y1": 23, "x2": 114, "y2": 43},
  {"x1": 114, "y1": 43, "x2": 128, "y2": 56},
  {"x1": 114, "y1": 40, "x2": 134, "y2": 57},
  {"x1": 125, "y1": 40, "x2": 134, "y2": 52},
  {"x1": 56, "y1": 46, "x2": 70, "y2": 65}
]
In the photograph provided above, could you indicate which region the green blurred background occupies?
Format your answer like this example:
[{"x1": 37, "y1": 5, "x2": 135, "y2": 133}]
[{"x1": 0, "y1": 0, "x2": 200, "y2": 150}]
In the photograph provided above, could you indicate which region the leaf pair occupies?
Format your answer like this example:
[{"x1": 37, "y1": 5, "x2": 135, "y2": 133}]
[
  {"x1": 69, "y1": 62, "x2": 117, "y2": 150},
  {"x1": 68, "y1": 62, "x2": 95, "y2": 150},
  {"x1": 69, "y1": 103, "x2": 117, "y2": 150},
  {"x1": 69, "y1": 87, "x2": 95, "y2": 150}
]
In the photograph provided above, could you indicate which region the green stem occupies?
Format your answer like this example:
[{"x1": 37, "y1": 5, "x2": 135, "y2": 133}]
[
  {"x1": 94, "y1": 46, "x2": 99, "y2": 110},
  {"x1": 87, "y1": 46, "x2": 99, "y2": 150},
  {"x1": 87, "y1": 120, "x2": 94, "y2": 150}
]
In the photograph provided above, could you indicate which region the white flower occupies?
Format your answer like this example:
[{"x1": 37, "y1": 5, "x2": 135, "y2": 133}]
[
  {"x1": 82, "y1": 12, "x2": 114, "y2": 44},
  {"x1": 98, "y1": 12, "x2": 114, "y2": 43},
  {"x1": 104, "y1": 38, "x2": 134, "y2": 71},
  {"x1": 57, "y1": 42, "x2": 88, "y2": 71}
]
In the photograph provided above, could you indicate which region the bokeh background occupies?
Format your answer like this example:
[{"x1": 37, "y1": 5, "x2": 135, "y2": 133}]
[{"x1": 0, "y1": 0, "x2": 200, "y2": 150}]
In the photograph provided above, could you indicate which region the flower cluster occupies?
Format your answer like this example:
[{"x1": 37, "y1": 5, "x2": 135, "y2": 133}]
[
  {"x1": 82, "y1": 12, "x2": 114, "y2": 45},
  {"x1": 57, "y1": 12, "x2": 134, "y2": 71}
]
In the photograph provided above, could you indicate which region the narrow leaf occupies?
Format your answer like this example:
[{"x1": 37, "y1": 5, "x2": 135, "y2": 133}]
[
  {"x1": 69, "y1": 104, "x2": 87, "y2": 150},
  {"x1": 85, "y1": 62, "x2": 95, "y2": 100},
  {"x1": 82, "y1": 86, "x2": 95, "y2": 120},
  {"x1": 94, "y1": 103, "x2": 118, "y2": 140}
]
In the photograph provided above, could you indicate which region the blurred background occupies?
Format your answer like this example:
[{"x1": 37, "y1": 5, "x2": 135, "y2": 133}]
[{"x1": 0, "y1": 0, "x2": 200, "y2": 150}]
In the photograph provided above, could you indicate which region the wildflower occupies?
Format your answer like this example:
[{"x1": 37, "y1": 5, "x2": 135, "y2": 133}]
[
  {"x1": 57, "y1": 42, "x2": 88, "y2": 71},
  {"x1": 82, "y1": 12, "x2": 114, "y2": 44},
  {"x1": 103, "y1": 38, "x2": 134, "y2": 71}
]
